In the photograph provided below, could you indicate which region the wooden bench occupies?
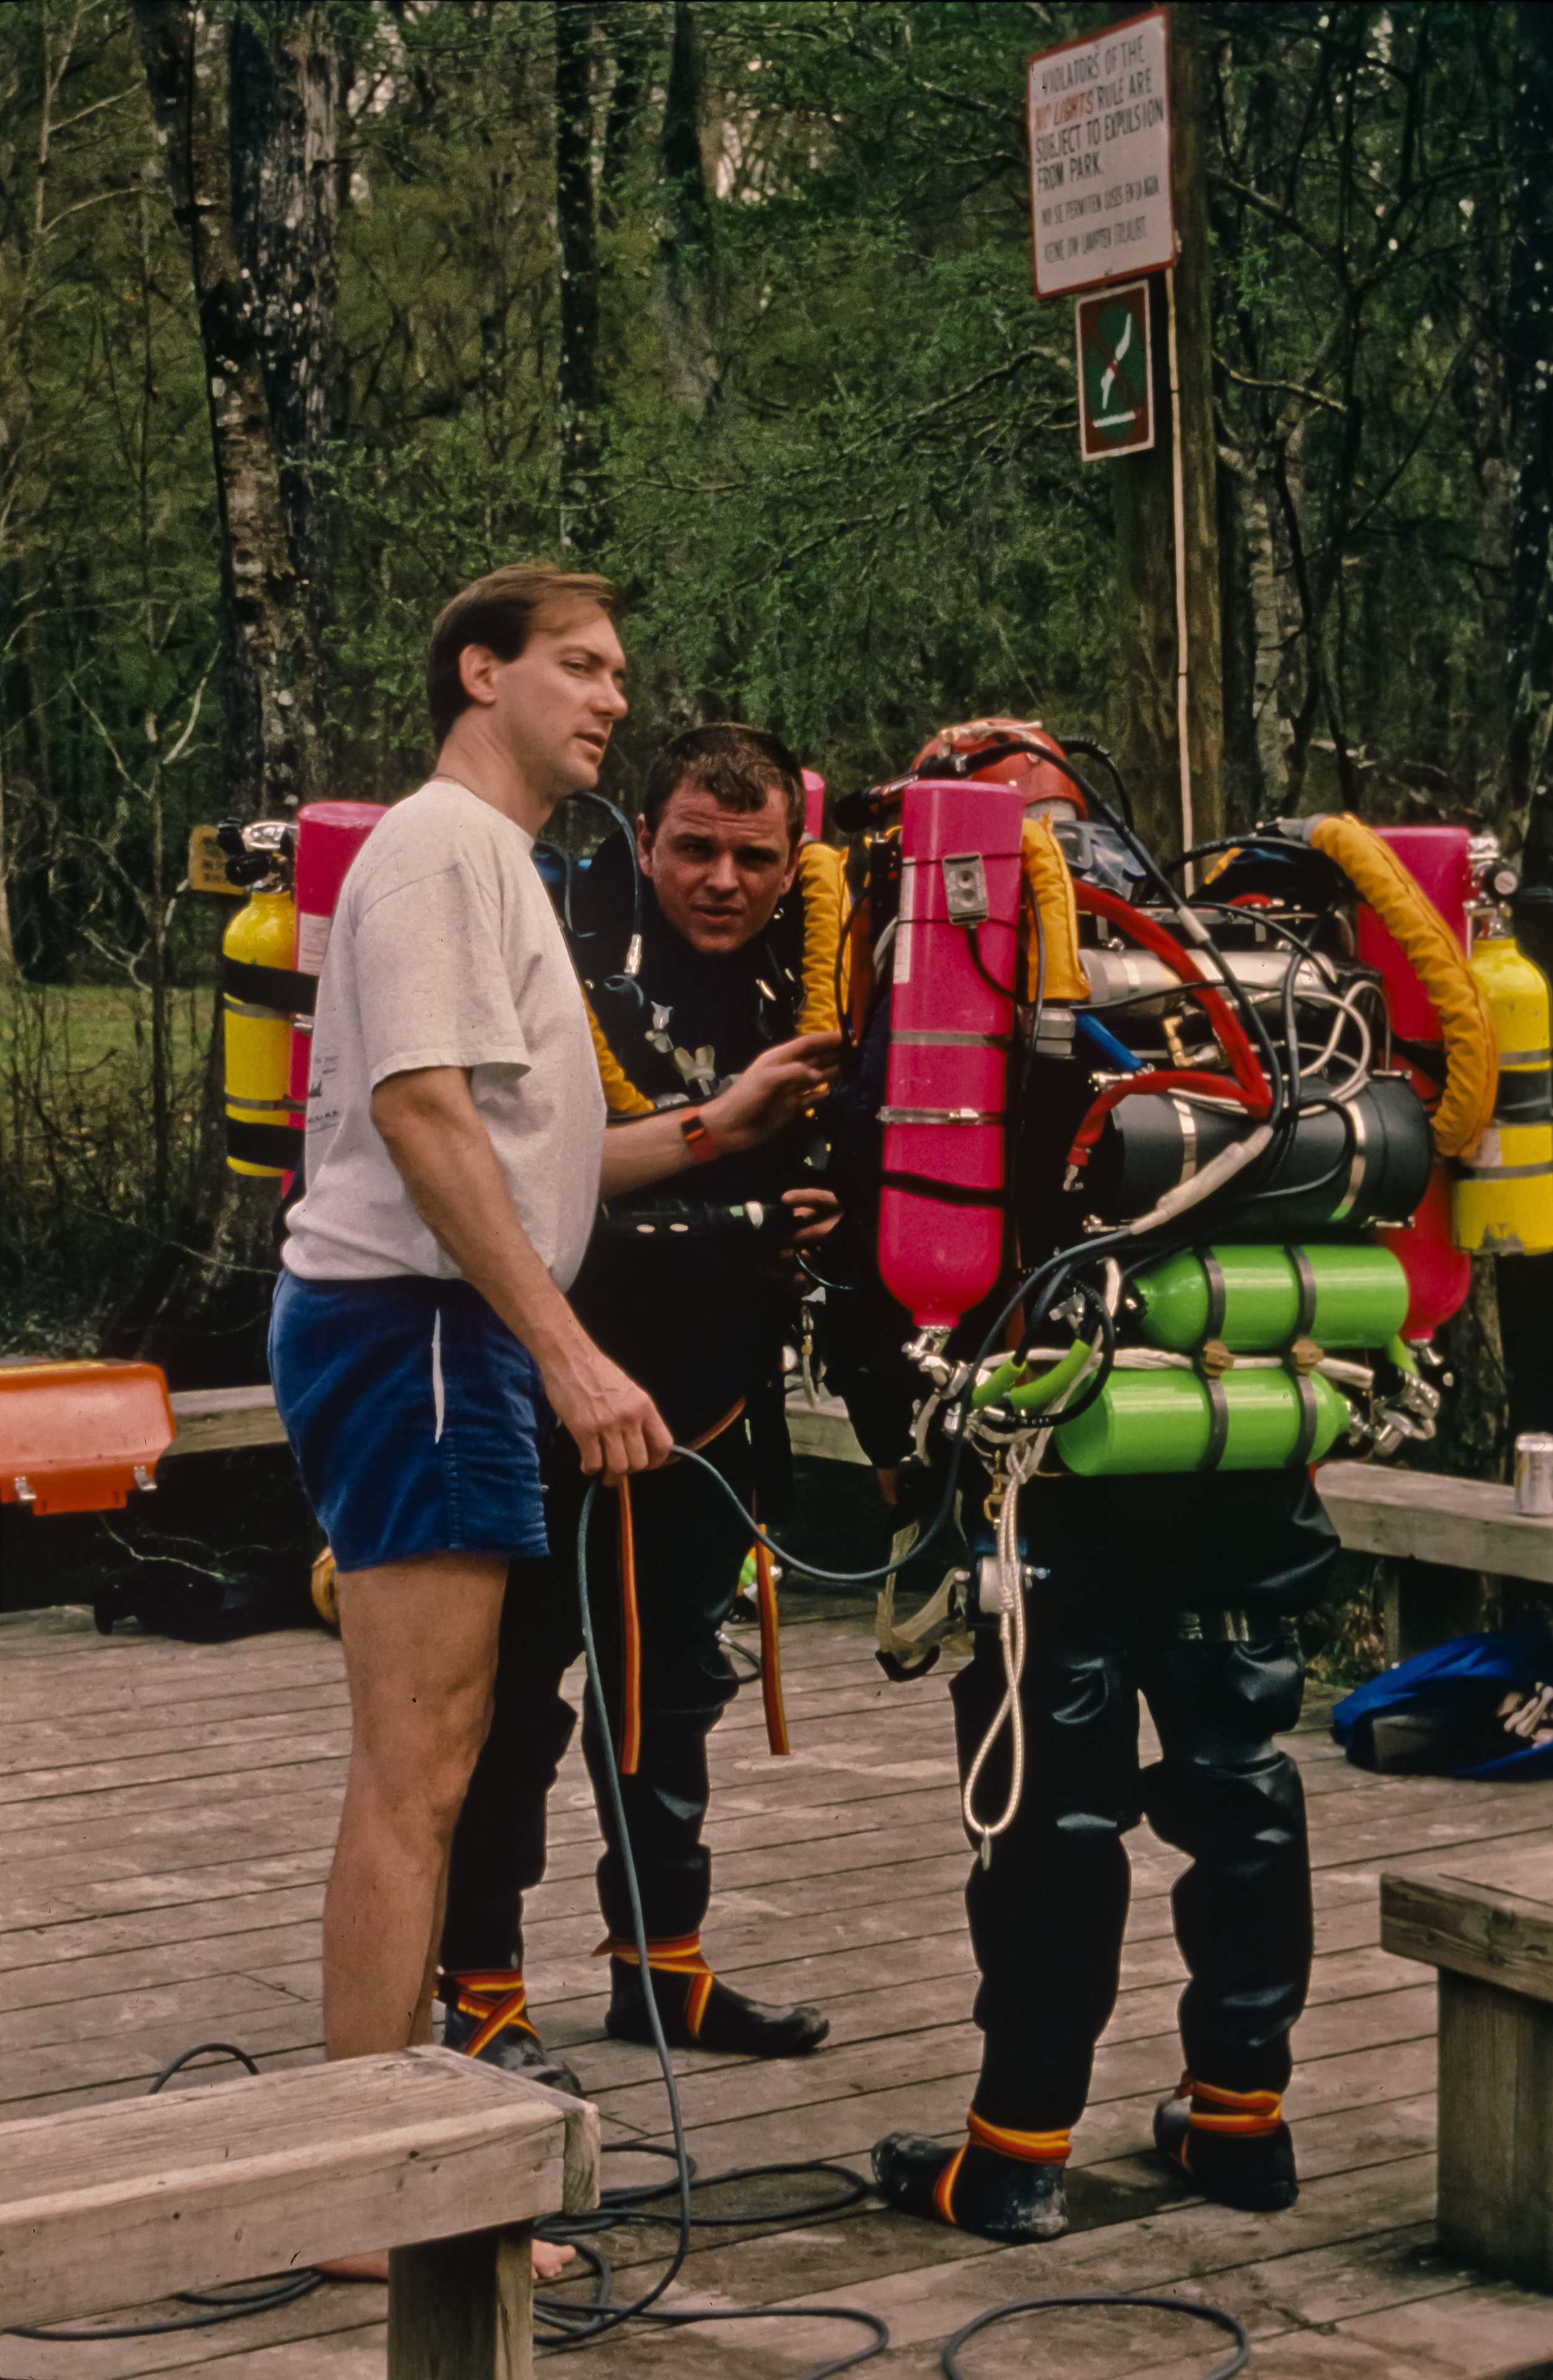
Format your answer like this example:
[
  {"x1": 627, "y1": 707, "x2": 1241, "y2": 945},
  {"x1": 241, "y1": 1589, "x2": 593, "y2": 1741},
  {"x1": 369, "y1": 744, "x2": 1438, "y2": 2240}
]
[
  {"x1": 0, "y1": 2046, "x2": 599, "y2": 2377},
  {"x1": 1380, "y1": 1869, "x2": 1553, "y2": 2290}
]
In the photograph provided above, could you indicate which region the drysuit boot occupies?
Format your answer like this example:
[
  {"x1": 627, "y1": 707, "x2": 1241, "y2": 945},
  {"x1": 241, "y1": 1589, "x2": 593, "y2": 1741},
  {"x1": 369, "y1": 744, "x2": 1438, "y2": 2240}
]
[
  {"x1": 439, "y1": 1969, "x2": 583, "y2": 2099},
  {"x1": 1153, "y1": 2076, "x2": 1298, "y2": 2210},
  {"x1": 872, "y1": 2115, "x2": 1070, "y2": 2243},
  {"x1": 604, "y1": 1937, "x2": 829, "y2": 2057}
]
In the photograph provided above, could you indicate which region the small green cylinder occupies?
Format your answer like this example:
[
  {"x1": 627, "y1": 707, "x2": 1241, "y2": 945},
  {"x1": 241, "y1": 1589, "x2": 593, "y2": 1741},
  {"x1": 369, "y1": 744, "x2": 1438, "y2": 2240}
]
[
  {"x1": 1134, "y1": 1243, "x2": 1408, "y2": 1354},
  {"x1": 1055, "y1": 1368, "x2": 1349, "y2": 1476}
]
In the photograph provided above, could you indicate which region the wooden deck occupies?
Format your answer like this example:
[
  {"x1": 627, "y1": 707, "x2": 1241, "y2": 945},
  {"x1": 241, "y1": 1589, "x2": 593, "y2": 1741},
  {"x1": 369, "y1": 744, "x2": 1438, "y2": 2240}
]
[{"x1": 3, "y1": 1596, "x2": 1553, "y2": 2379}]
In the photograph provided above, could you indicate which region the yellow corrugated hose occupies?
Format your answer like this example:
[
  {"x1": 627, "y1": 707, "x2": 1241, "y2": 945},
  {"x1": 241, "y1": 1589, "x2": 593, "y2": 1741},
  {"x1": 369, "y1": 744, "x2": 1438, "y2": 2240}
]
[
  {"x1": 1021, "y1": 815, "x2": 1090, "y2": 1004},
  {"x1": 796, "y1": 839, "x2": 845, "y2": 1033},
  {"x1": 1308, "y1": 812, "x2": 1497, "y2": 1158}
]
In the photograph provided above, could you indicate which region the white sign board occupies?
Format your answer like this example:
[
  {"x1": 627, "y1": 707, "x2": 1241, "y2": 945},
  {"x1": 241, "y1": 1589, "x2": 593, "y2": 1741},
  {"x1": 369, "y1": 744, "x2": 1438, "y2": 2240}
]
[{"x1": 1028, "y1": 7, "x2": 1174, "y2": 299}]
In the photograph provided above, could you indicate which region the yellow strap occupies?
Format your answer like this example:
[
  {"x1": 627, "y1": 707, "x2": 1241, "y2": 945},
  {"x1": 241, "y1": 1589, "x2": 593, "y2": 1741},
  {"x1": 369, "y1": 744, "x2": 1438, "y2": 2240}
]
[
  {"x1": 1309, "y1": 813, "x2": 1497, "y2": 1159},
  {"x1": 967, "y1": 2110, "x2": 1073, "y2": 2163},
  {"x1": 1021, "y1": 816, "x2": 1088, "y2": 1004}
]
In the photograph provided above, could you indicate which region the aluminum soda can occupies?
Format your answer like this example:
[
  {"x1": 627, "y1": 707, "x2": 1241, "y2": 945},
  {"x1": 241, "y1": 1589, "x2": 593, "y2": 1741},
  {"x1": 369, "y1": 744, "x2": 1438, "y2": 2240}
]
[{"x1": 1514, "y1": 1432, "x2": 1553, "y2": 1517}]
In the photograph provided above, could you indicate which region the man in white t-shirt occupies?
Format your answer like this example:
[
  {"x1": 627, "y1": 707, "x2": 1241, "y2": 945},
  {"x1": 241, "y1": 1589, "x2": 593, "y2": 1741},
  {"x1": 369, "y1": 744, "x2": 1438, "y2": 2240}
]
[{"x1": 269, "y1": 567, "x2": 838, "y2": 2173}]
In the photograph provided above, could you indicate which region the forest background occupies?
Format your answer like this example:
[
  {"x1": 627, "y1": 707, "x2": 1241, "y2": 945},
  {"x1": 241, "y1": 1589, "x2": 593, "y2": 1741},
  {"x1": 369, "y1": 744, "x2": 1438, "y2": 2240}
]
[{"x1": 2, "y1": 0, "x2": 1552, "y2": 1528}]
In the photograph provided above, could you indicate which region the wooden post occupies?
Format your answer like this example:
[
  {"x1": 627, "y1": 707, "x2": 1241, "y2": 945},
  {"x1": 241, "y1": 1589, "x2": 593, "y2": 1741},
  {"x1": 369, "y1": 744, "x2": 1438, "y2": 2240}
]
[
  {"x1": 1109, "y1": 1, "x2": 1224, "y2": 860},
  {"x1": 388, "y1": 2225, "x2": 535, "y2": 2380},
  {"x1": 1382, "y1": 1871, "x2": 1553, "y2": 2289}
]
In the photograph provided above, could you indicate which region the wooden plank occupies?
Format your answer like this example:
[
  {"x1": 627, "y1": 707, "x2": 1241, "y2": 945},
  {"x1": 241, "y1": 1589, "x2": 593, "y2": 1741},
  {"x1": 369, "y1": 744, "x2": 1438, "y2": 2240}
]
[
  {"x1": 1380, "y1": 1870, "x2": 1553, "y2": 2005},
  {"x1": 0, "y1": 2048, "x2": 587, "y2": 2331},
  {"x1": 388, "y1": 2226, "x2": 533, "y2": 2380},
  {"x1": 1437, "y1": 1968, "x2": 1553, "y2": 2290},
  {"x1": 163, "y1": 1385, "x2": 289, "y2": 1460},
  {"x1": 1318, "y1": 1459, "x2": 1553, "y2": 1584}
]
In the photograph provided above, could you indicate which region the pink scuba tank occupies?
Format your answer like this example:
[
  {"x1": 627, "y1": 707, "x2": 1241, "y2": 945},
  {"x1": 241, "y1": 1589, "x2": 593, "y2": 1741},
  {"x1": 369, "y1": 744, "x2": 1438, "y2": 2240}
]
[
  {"x1": 1355, "y1": 824, "x2": 1471, "y2": 1097},
  {"x1": 877, "y1": 781, "x2": 1025, "y2": 1328},
  {"x1": 285, "y1": 801, "x2": 388, "y2": 1176}
]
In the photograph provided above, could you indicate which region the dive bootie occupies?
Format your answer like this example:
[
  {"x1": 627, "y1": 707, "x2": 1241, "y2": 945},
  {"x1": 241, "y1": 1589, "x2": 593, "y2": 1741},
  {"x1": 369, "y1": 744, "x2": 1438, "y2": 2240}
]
[
  {"x1": 603, "y1": 1933, "x2": 829, "y2": 2056},
  {"x1": 872, "y1": 2114, "x2": 1070, "y2": 2243},
  {"x1": 439, "y1": 1970, "x2": 583, "y2": 2099},
  {"x1": 1153, "y1": 2077, "x2": 1298, "y2": 2210}
]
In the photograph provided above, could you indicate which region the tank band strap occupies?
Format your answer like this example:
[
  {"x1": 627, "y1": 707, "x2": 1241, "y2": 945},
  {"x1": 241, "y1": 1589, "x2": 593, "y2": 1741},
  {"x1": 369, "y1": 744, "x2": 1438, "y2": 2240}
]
[
  {"x1": 967, "y1": 2111, "x2": 1072, "y2": 2164},
  {"x1": 1288, "y1": 1368, "x2": 1321, "y2": 1469},
  {"x1": 1200, "y1": 1250, "x2": 1227, "y2": 1341},
  {"x1": 221, "y1": 955, "x2": 317, "y2": 1015},
  {"x1": 225, "y1": 1119, "x2": 299, "y2": 1171},
  {"x1": 880, "y1": 1170, "x2": 1004, "y2": 1210},
  {"x1": 1286, "y1": 1245, "x2": 1319, "y2": 1340},
  {"x1": 1186, "y1": 2078, "x2": 1284, "y2": 2137},
  {"x1": 1196, "y1": 1371, "x2": 1230, "y2": 1472}
]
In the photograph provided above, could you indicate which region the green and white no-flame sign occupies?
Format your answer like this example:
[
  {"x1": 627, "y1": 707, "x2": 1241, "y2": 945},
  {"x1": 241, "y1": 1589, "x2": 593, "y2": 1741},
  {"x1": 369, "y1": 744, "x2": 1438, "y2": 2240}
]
[{"x1": 1076, "y1": 281, "x2": 1154, "y2": 461}]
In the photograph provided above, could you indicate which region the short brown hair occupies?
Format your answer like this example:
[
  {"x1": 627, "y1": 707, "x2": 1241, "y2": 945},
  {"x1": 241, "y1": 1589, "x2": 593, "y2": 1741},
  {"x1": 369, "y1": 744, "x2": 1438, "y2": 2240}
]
[
  {"x1": 427, "y1": 562, "x2": 620, "y2": 742},
  {"x1": 642, "y1": 723, "x2": 805, "y2": 847}
]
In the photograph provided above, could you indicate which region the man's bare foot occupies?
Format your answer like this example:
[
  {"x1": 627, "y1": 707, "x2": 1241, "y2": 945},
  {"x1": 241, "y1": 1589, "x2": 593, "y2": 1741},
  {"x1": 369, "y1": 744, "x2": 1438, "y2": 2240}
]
[{"x1": 316, "y1": 2241, "x2": 576, "y2": 2284}]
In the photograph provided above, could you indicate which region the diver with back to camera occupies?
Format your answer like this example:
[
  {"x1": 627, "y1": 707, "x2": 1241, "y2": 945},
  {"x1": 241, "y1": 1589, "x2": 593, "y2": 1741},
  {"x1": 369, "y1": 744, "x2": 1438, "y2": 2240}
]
[
  {"x1": 437, "y1": 724, "x2": 850, "y2": 2079},
  {"x1": 819, "y1": 719, "x2": 1477, "y2": 2243}
]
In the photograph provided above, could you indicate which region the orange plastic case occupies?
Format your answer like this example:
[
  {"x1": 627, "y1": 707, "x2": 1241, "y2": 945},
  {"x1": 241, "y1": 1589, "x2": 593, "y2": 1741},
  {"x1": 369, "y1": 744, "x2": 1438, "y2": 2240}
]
[{"x1": 0, "y1": 1360, "x2": 175, "y2": 1515}]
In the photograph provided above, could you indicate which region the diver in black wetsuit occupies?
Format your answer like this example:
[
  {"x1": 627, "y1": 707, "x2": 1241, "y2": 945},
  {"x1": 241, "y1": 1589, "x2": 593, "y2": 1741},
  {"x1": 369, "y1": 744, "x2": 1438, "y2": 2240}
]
[{"x1": 436, "y1": 725, "x2": 846, "y2": 2084}]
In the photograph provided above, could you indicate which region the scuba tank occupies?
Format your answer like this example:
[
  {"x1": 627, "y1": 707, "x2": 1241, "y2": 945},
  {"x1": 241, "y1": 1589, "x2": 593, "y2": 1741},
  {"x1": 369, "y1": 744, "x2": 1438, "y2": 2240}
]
[
  {"x1": 285, "y1": 801, "x2": 388, "y2": 1176},
  {"x1": 877, "y1": 779, "x2": 1024, "y2": 1329},
  {"x1": 1454, "y1": 907, "x2": 1553, "y2": 1255},
  {"x1": 222, "y1": 882, "x2": 298, "y2": 1178}
]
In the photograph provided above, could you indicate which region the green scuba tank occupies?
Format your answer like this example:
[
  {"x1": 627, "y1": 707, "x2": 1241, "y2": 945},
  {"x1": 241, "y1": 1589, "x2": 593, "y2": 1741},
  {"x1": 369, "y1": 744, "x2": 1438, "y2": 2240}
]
[
  {"x1": 1055, "y1": 1366, "x2": 1350, "y2": 1476},
  {"x1": 1134, "y1": 1243, "x2": 1408, "y2": 1355}
]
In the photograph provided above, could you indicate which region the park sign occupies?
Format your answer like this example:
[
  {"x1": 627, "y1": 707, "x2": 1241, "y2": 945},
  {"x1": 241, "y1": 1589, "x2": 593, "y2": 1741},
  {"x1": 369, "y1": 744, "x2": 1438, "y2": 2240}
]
[
  {"x1": 1076, "y1": 281, "x2": 1154, "y2": 461},
  {"x1": 1028, "y1": 7, "x2": 1174, "y2": 299}
]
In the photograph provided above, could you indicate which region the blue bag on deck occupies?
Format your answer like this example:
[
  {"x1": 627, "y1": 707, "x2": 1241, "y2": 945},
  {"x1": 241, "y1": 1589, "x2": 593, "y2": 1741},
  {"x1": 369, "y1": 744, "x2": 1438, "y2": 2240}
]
[{"x1": 1332, "y1": 1631, "x2": 1553, "y2": 1781}]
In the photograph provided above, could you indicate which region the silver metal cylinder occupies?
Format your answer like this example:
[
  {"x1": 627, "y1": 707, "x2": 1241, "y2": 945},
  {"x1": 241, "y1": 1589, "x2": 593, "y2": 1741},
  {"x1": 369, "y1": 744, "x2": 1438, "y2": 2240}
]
[{"x1": 1514, "y1": 1432, "x2": 1553, "y2": 1517}]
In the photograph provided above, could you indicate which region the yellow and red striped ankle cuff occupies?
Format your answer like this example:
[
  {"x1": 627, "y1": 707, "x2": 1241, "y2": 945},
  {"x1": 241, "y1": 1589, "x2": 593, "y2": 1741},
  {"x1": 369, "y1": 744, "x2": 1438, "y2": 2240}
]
[
  {"x1": 1182, "y1": 2076, "x2": 1284, "y2": 2137},
  {"x1": 439, "y1": 1968, "x2": 540, "y2": 2060},
  {"x1": 596, "y1": 1931, "x2": 716, "y2": 2038},
  {"x1": 967, "y1": 2110, "x2": 1073, "y2": 2164}
]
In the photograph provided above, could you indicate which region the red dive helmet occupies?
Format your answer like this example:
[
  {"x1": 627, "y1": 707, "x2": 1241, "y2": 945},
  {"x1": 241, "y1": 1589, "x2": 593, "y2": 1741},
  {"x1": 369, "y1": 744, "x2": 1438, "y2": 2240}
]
[{"x1": 912, "y1": 717, "x2": 1083, "y2": 819}]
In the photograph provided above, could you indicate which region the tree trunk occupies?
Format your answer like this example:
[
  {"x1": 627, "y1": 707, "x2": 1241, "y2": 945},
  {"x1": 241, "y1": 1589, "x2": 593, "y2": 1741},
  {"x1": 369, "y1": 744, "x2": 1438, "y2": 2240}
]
[
  {"x1": 652, "y1": 1, "x2": 717, "y2": 416},
  {"x1": 229, "y1": 0, "x2": 344, "y2": 651},
  {"x1": 129, "y1": 0, "x2": 324, "y2": 824},
  {"x1": 126, "y1": 0, "x2": 337, "y2": 1383},
  {"x1": 555, "y1": 1, "x2": 602, "y2": 555},
  {"x1": 1108, "y1": 2, "x2": 1223, "y2": 860}
]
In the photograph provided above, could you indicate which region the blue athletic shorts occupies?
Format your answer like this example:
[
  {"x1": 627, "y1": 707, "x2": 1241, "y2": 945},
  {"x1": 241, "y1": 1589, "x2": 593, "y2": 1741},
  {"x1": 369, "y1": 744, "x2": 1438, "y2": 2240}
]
[{"x1": 268, "y1": 1269, "x2": 553, "y2": 1573}]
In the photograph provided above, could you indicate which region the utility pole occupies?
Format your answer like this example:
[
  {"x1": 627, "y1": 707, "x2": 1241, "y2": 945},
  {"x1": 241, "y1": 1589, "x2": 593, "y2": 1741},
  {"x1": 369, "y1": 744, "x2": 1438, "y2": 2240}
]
[{"x1": 1107, "y1": 1, "x2": 1223, "y2": 861}]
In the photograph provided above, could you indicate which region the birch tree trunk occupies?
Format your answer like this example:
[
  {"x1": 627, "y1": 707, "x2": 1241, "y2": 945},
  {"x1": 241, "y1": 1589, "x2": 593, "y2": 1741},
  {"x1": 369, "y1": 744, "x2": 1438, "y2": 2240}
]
[
  {"x1": 129, "y1": 0, "x2": 324, "y2": 823},
  {"x1": 124, "y1": 0, "x2": 339, "y2": 1383}
]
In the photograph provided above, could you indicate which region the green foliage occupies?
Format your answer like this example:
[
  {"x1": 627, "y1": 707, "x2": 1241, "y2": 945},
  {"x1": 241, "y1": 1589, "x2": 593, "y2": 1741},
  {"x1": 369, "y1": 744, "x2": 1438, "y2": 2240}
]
[{"x1": 1, "y1": 0, "x2": 1547, "y2": 1353}]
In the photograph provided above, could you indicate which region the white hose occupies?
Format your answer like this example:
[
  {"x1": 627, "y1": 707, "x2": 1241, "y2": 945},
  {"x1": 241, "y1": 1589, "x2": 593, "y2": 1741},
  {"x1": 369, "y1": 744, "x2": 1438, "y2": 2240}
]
[{"x1": 960, "y1": 1433, "x2": 1042, "y2": 1868}]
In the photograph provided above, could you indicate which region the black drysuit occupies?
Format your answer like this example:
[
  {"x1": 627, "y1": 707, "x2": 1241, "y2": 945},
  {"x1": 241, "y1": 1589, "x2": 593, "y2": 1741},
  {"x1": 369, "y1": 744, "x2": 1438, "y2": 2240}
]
[
  {"x1": 949, "y1": 1463, "x2": 1336, "y2": 2130},
  {"x1": 442, "y1": 878, "x2": 812, "y2": 1972}
]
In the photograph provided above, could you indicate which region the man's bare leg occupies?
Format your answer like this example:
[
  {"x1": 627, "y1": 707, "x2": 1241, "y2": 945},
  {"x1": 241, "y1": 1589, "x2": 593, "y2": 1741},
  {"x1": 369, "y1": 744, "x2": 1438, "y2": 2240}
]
[{"x1": 319, "y1": 1550, "x2": 573, "y2": 2281}]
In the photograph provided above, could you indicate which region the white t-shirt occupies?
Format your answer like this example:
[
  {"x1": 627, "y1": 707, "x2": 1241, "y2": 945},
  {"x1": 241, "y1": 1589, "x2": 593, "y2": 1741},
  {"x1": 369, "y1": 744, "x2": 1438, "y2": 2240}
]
[{"x1": 281, "y1": 778, "x2": 606, "y2": 1290}]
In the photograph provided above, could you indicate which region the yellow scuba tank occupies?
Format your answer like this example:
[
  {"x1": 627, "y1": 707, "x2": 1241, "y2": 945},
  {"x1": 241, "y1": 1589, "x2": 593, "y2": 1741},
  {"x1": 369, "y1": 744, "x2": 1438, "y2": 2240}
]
[
  {"x1": 222, "y1": 886, "x2": 299, "y2": 1177},
  {"x1": 1453, "y1": 916, "x2": 1553, "y2": 1255}
]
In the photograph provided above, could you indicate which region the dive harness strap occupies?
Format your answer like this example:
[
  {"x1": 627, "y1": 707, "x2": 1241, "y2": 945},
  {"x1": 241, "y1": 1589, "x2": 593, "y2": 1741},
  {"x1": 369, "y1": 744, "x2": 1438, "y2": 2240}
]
[
  {"x1": 1177, "y1": 2074, "x2": 1285, "y2": 2138},
  {"x1": 597, "y1": 1929, "x2": 716, "y2": 2040},
  {"x1": 221, "y1": 955, "x2": 318, "y2": 1016},
  {"x1": 880, "y1": 1169, "x2": 1004, "y2": 1210},
  {"x1": 439, "y1": 1968, "x2": 541, "y2": 2058},
  {"x1": 611, "y1": 1397, "x2": 789, "y2": 1773},
  {"x1": 225, "y1": 1118, "x2": 301, "y2": 1170},
  {"x1": 931, "y1": 2113, "x2": 1073, "y2": 2225}
]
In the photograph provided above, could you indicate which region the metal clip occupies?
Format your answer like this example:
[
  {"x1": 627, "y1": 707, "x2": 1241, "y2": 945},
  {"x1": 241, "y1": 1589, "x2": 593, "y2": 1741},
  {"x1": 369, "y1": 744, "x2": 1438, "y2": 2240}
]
[
  {"x1": 942, "y1": 852, "x2": 989, "y2": 925},
  {"x1": 12, "y1": 1476, "x2": 35, "y2": 1504},
  {"x1": 134, "y1": 1465, "x2": 156, "y2": 1492}
]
